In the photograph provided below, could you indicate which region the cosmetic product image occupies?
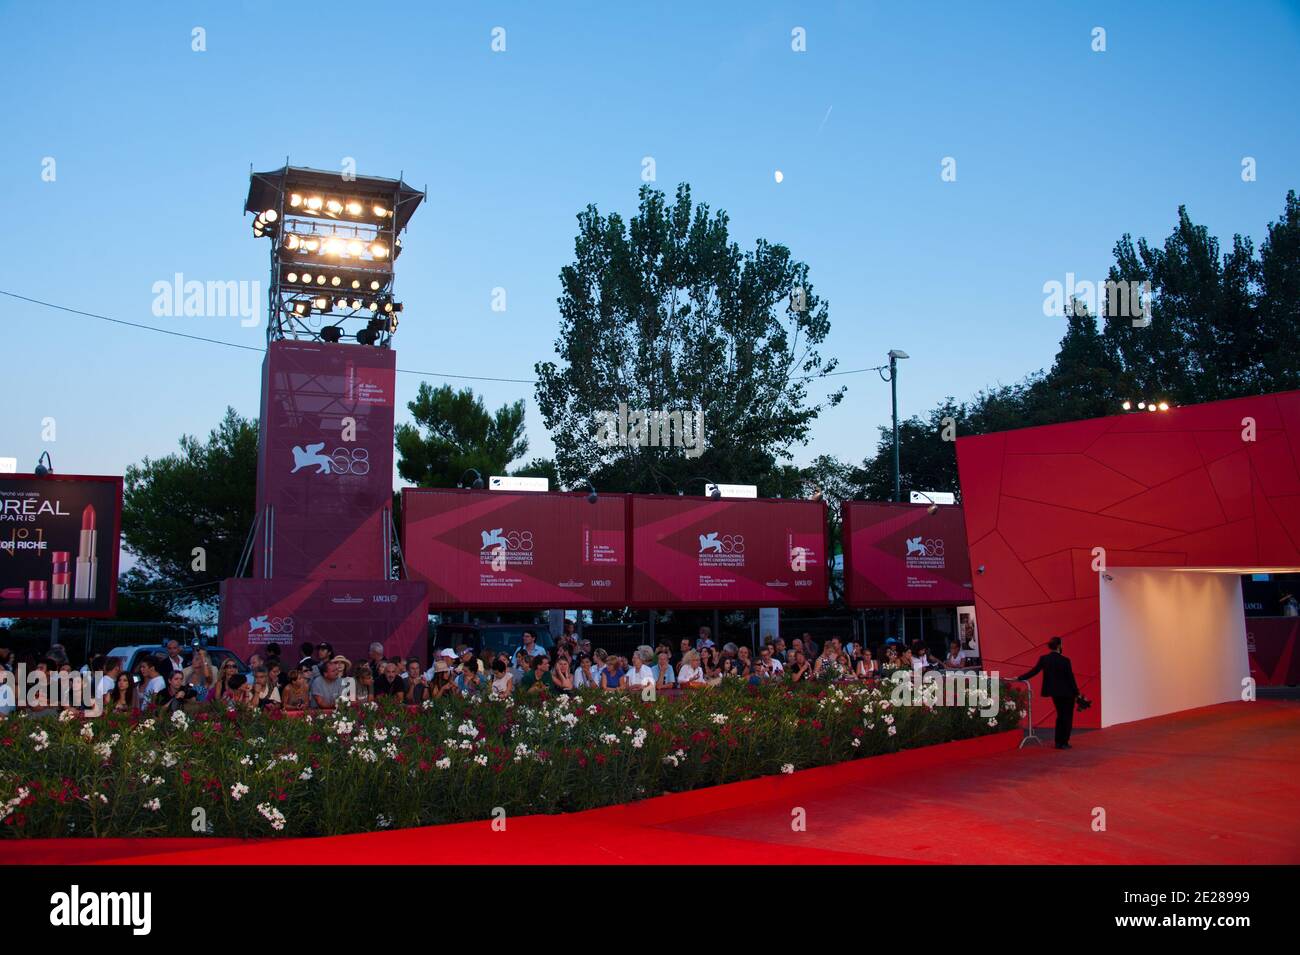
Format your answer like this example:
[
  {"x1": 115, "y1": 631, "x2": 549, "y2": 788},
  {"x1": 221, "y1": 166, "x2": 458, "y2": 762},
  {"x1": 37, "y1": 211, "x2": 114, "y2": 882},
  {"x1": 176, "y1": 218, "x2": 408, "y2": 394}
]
[
  {"x1": 51, "y1": 550, "x2": 71, "y2": 601},
  {"x1": 74, "y1": 504, "x2": 98, "y2": 601},
  {"x1": 27, "y1": 580, "x2": 48, "y2": 603},
  {"x1": 0, "y1": 587, "x2": 25, "y2": 601}
]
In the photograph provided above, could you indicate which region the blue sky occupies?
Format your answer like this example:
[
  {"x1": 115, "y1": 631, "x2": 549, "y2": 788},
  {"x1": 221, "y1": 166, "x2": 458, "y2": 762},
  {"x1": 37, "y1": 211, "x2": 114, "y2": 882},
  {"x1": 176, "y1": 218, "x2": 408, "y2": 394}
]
[{"x1": 2, "y1": 0, "x2": 1298, "y2": 482}]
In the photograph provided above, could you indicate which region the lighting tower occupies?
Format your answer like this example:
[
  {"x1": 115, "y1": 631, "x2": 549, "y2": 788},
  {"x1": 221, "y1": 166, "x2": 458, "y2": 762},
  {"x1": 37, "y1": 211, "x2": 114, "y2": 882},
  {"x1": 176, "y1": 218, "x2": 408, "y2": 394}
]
[{"x1": 244, "y1": 166, "x2": 424, "y2": 345}]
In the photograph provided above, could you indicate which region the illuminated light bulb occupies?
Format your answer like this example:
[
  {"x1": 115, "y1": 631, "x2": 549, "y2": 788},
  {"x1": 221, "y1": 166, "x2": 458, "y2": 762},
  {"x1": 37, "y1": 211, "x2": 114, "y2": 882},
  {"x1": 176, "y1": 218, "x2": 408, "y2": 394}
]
[
  {"x1": 284, "y1": 234, "x2": 300, "y2": 250},
  {"x1": 293, "y1": 302, "x2": 307, "y2": 314},
  {"x1": 1158, "y1": 401, "x2": 1170, "y2": 411},
  {"x1": 306, "y1": 196, "x2": 323, "y2": 211},
  {"x1": 367, "y1": 301, "x2": 378, "y2": 311},
  {"x1": 351, "y1": 298, "x2": 362, "y2": 309},
  {"x1": 1121, "y1": 400, "x2": 1131, "y2": 411},
  {"x1": 351, "y1": 279, "x2": 361, "y2": 289},
  {"x1": 325, "y1": 237, "x2": 344, "y2": 256},
  {"x1": 336, "y1": 297, "x2": 348, "y2": 308},
  {"x1": 372, "y1": 204, "x2": 388, "y2": 217},
  {"x1": 264, "y1": 209, "x2": 278, "y2": 223},
  {"x1": 345, "y1": 200, "x2": 363, "y2": 216},
  {"x1": 301, "y1": 273, "x2": 313, "y2": 284},
  {"x1": 347, "y1": 240, "x2": 363, "y2": 257},
  {"x1": 370, "y1": 242, "x2": 388, "y2": 258},
  {"x1": 383, "y1": 302, "x2": 393, "y2": 313},
  {"x1": 316, "y1": 275, "x2": 326, "y2": 285},
  {"x1": 314, "y1": 297, "x2": 329, "y2": 309},
  {"x1": 289, "y1": 193, "x2": 303, "y2": 207},
  {"x1": 326, "y1": 199, "x2": 343, "y2": 214},
  {"x1": 330, "y1": 276, "x2": 341, "y2": 286},
  {"x1": 303, "y1": 238, "x2": 320, "y2": 252},
  {"x1": 286, "y1": 272, "x2": 299, "y2": 283},
  {"x1": 1147, "y1": 404, "x2": 1157, "y2": 412},
  {"x1": 370, "y1": 280, "x2": 380, "y2": 291}
]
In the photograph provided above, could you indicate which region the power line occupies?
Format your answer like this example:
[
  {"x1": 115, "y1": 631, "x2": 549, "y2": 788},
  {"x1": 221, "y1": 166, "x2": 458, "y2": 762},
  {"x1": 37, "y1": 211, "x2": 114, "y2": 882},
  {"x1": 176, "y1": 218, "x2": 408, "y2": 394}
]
[
  {"x1": 1, "y1": 289, "x2": 886, "y2": 387},
  {"x1": 0, "y1": 287, "x2": 533, "y2": 384}
]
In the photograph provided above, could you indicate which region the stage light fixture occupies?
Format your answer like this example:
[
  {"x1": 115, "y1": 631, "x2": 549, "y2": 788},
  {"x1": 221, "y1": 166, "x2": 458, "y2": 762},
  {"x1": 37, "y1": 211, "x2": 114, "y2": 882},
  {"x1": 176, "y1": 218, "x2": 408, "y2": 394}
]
[
  {"x1": 316, "y1": 275, "x2": 326, "y2": 285},
  {"x1": 370, "y1": 280, "x2": 381, "y2": 290},
  {"x1": 321, "y1": 325, "x2": 343, "y2": 343},
  {"x1": 330, "y1": 275, "x2": 341, "y2": 286},
  {"x1": 325, "y1": 198, "x2": 343, "y2": 215},
  {"x1": 313, "y1": 296, "x2": 329, "y2": 310},
  {"x1": 301, "y1": 272, "x2": 313, "y2": 284},
  {"x1": 356, "y1": 327, "x2": 379, "y2": 346},
  {"x1": 1121, "y1": 400, "x2": 1132, "y2": 411},
  {"x1": 1137, "y1": 401, "x2": 1146, "y2": 410},
  {"x1": 289, "y1": 193, "x2": 303, "y2": 208},
  {"x1": 345, "y1": 200, "x2": 363, "y2": 216},
  {"x1": 351, "y1": 298, "x2": 363, "y2": 309},
  {"x1": 372, "y1": 204, "x2": 388, "y2": 218},
  {"x1": 347, "y1": 239, "x2": 364, "y2": 257},
  {"x1": 286, "y1": 272, "x2": 298, "y2": 283},
  {"x1": 1158, "y1": 401, "x2": 1170, "y2": 411},
  {"x1": 351, "y1": 279, "x2": 361, "y2": 289},
  {"x1": 306, "y1": 196, "x2": 323, "y2": 212},
  {"x1": 303, "y1": 237, "x2": 320, "y2": 253},
  {"x1": 370, "y1": 241, "x2": 389, "y2": 258},
  {"x1": 284, "y1": 234, "x2": 301, "y2": 251}
]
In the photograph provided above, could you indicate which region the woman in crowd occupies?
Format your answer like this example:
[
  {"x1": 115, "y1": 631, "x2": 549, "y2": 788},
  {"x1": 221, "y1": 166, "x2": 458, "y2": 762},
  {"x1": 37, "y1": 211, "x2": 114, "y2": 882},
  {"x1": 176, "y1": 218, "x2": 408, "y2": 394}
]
[
  {"x1": 351, "y1": 663, "x2": 374, "y2": 702},
  {"x1": 267, "y1": 661, "x2": 284, "y2": 692},
  {"x1": 677, "y1": 649, "x2": 706, "y2": 686},
  {"x1": 574, "y1": 653, "x2": 599, "y2": 690},
  {"x1": 700, "y1": 646, "x2": 722, "y2": 681},
  {"x1": 653, "y1": 650, "x2": 676, "y2": 688},
  {"x1": 154, "y1": 670, "x2": 195, "y2": 714},
  {"x1": 281, "y1": 668, "x2": 310, "y2": 709},
  {"x1": 214, "y1": 658, "x2": 242, "y2": 701},
  {"x1": 183, "y1": 649, "x2": 216, "y2": 701},
  {"x1": 944, "y1": 639, "x2": 967, "y2": 669},
  {"x1": 600, "y1": 653, "x2": 625, "y2": 690},
  {"x1": 856, "y1": 646, "x2": 879, "y2": 679},
  {"x1": 881, "y1": 645, "x2": 901, "y2": 672},
  {"x1": 107, "y1": 672, "x2": 136, "y2": 714},
  {"x1": 430, "y1": 659, "x2": 459, "y2": 699},
  {"x1": 550, "y1": 655, "x2": 575, "y2": 695}
]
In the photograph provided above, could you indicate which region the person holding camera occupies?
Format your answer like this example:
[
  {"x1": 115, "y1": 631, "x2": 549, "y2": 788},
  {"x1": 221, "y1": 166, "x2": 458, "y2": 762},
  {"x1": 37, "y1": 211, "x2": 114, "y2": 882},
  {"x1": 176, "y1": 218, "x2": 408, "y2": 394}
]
[{"x1": 1016, "y1": 636, "x2": 1081, "y2": 750}]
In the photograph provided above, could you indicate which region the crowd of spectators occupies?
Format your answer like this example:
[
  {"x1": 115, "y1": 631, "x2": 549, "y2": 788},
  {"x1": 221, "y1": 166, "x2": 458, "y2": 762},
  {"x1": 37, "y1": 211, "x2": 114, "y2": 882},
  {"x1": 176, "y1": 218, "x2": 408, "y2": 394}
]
[{"x1": 0, "y1": 627, "x2": 979, "y2": 717}]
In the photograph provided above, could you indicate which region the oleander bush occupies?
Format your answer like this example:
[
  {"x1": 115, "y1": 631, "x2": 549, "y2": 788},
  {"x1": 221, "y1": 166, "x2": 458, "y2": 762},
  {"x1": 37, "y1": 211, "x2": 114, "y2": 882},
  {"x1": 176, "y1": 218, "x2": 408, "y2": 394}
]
[{"x1": 0, "y1": 677, "x2": 1024, "y2": 838}]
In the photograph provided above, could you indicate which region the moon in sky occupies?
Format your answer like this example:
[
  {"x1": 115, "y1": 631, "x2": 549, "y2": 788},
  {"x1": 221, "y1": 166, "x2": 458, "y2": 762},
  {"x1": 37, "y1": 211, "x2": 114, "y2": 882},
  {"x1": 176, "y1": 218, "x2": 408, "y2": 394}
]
[{"x1": 774, "y1": 169, "x2": 784, "y2": 183}]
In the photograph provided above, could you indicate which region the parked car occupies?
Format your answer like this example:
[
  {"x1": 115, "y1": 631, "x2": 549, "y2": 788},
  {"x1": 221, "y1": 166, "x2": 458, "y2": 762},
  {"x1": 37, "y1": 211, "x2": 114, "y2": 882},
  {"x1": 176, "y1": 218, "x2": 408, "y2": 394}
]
[
  {"x1": 103, "y1": 643, "x2": 249, "y2": 683},
  {"x1": 429, "y1": 623, "x2": 554, "y2": 663}
]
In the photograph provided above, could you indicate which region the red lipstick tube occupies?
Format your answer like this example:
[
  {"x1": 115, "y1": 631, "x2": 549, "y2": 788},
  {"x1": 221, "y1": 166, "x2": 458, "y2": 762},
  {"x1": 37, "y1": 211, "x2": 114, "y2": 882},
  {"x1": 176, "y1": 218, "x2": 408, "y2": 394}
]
[
  {"x1": 28, "y1": 580, "x2": 48, "y2": 603},
  {"x1": 74, "y1": 505, "x2": 98, "y2": 601},
  {"x1": 51, "y1": 550, "x2": 71, "y2": 601}
]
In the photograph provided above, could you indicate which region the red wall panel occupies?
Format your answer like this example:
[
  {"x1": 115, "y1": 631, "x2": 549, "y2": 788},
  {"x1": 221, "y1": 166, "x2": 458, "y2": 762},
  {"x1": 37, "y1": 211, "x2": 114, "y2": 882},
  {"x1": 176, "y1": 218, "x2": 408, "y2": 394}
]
[
  {"x1": 842, "y1": 502, "x2": 974, "y2": 606},
  {"x1": 956, "y1": 390, "x2": 1300, "y2": 728}
]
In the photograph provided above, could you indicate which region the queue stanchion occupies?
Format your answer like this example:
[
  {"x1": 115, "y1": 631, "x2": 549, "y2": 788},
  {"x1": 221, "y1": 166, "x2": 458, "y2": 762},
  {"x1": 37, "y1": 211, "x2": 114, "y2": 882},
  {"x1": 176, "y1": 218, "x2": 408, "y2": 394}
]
[{"x1": 1009, "y1": 677, "x2": 1042, "y2": 748}]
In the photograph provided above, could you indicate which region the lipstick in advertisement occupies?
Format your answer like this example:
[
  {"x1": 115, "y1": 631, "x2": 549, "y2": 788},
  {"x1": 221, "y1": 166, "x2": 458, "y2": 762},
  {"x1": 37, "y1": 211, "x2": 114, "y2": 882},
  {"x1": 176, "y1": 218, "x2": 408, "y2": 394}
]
[
  {"x1": 28, "y1": 580, "x2": 48, "y2": 603},
  {"x1": 51, "y1": 550, "x2": 71, "y2": 601},
  {"x1": 74, "y1": 505, "x2": 98, "y2": 601},
  {"x1": 0, "y1": 587, "x2": 25, "y2": 602}
]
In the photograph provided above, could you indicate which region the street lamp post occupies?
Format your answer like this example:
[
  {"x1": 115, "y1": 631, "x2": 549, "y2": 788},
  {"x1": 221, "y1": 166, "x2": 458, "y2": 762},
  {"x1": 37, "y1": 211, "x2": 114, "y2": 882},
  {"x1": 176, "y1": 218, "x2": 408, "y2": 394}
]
[{"x1": 887, "y1": 350, "x2": 909, "y2": 502}]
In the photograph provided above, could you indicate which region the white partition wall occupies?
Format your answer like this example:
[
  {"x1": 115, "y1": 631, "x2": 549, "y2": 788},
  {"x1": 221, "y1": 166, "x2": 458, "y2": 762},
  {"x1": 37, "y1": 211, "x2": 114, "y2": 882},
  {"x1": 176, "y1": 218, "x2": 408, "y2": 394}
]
[{"x1": 1099, "y1": 568, "x2": 1249, "y2": 727}]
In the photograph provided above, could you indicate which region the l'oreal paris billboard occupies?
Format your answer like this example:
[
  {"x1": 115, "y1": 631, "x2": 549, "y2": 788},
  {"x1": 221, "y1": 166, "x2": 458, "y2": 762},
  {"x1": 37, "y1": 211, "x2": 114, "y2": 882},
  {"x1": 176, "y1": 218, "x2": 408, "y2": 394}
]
[{"x1": 0, "y1": 474, "x2": 122, "y2": 617}]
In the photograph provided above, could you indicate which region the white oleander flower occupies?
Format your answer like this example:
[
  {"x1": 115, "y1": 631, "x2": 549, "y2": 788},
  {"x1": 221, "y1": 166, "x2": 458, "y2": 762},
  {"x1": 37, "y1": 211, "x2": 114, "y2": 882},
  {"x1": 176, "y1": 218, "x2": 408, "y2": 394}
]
[
  {"x1": 887, "y1": 725, "x2": 897, "y2": 736},
  {"x1": 230, "y1": 782, "x2": 250, "y2": 801},
  {"x1": 435, "y1": 758, "x2": 451, "y2": 770},
  {"x1": 780, "y1": 763, "x2": 795, "y2": 774},
  {"x1": 143, "y1": 797, "x2": 161, "y2": 811}
]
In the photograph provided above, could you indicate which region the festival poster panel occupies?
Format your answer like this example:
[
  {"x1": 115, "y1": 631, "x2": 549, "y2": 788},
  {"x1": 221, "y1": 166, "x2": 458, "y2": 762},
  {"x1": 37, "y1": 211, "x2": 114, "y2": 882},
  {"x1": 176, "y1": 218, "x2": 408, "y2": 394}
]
[
  {"x1": 0, "y1": 474, "x2": 122, "y2": 618},
  {"x1": 254, "y1": 340, "x2": 396, "y2": 581},
  {"x1": 842, "y1": 501, "x2": 973, "y2": 607},
  {"x1": 402, "y1": 489, "x2": 628, "y2": 609},
  {"x1": 629, "y1": 496, "x2": 828, "y2": 607}
]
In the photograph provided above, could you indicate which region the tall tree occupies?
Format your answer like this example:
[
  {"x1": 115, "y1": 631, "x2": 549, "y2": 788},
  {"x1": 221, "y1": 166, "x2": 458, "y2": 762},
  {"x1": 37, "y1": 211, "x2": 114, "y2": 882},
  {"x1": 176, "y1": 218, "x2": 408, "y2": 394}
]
[
  {"x1": 121, "y1": 407, "x2": 258, "y2": 616},
  {"x1": 535, "y1": 183, "x2": 844, "y2": 495},
  {"x1": 395, "y1": 383, "x2": 528, "y2": 488}
]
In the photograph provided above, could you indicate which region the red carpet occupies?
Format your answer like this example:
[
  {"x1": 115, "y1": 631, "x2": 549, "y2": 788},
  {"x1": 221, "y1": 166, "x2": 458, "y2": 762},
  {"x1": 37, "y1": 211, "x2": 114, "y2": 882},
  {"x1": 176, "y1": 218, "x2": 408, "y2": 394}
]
[{"x1": 4, "y1": 700, "x2": 1297, "y2": 865}]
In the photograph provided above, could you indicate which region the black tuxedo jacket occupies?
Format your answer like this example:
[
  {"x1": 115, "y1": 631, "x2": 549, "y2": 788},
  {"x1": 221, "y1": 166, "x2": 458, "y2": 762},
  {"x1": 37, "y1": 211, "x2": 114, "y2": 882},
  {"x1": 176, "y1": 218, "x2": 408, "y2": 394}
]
[{"x1": 1017, "y1": 651, "x2": 1079, "y2": 699}]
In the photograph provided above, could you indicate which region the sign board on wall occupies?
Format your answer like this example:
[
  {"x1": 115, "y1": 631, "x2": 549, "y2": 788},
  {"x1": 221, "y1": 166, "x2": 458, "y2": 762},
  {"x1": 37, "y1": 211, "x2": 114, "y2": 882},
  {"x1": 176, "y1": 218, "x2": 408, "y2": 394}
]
[
  {"x1": 0, "y1": 474, "x2": 122, "y2": 618},
  {"x1": 629, "y1": 495, "x2": 828, "y2": 608},
  {"x1": 254, "y1": 340, "x2": 396, "y2": 581},
  {"x1": 842, "y1": 501, "x2": 973, "y2": 606},
  {"x1": 402, "y1": 488, "x2": 629, "y2": 609}
]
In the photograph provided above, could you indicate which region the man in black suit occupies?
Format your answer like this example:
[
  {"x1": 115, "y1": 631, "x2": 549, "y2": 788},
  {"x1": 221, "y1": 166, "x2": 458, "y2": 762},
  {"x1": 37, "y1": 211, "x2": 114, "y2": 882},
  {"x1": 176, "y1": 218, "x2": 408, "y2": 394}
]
[{"x1": 1016, "y1": 636, "x2": 1080, "y2": 749}]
